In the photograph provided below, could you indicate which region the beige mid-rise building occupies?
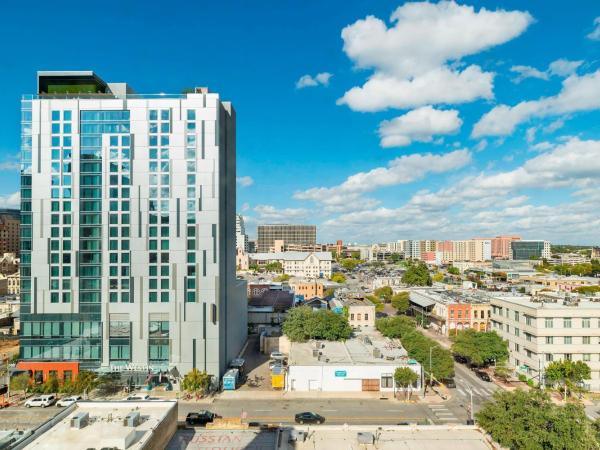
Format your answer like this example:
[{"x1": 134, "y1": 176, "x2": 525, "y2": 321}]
[{"x1": 490, "y1": 294, "x2": 600, "y2": 391}]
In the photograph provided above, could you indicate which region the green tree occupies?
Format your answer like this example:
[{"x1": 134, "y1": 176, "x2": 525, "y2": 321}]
[
  {"x1": 391, "y1": 291, "x2": 410, "y2": 314},
  {"x1": 476, "y1": 389, "x2": 599, "y2": 450},
  {"x1": 283, "y1": 306, "x2": 352, "y2": 342},
  {"x1": 394, "y1": 367, "x2": 418, "y2": 400},
  {"x1": 389, "y1": 253, "x2": 403, "y2": 263},
  {"x1": 265, "y1": 261, "x2": 283, "y2": 273},
  {"x1": 447, "y1": 266, "x2": 460, "y2": 276},
  {"x1": 341, "y1": 258, "x2": 361, "y2": 271},
  {"x1": 366, "y1": 295, "x2": 384, "y2": 312},
  {"x1": 377, "y1": 316, "x2": 453, "y2": 380},
  {"x1": 181, "y1": 369, "x2": 212, "y2": 394},
  {"x1": 323, "y1": 288, "x2": 335, "y2": 298},
  {"x1": 70, "y1": 370, "x2": 100, "y2": 395},
  {"x1": 575, "y1": 285, "x2": 600, "y2": 295},
  {"x1": 432, "y1": 272, "x2": 444, "y2": 283},
  {"x1": 43, "y1": 374, "x2": 59, "y2": 394},
  {"x1": 9, "y1": 373, "x2": 30, "y2": 393},
  {"x1": 273, "y1": 274, "x2": 290, "y2": 282},
  {"x1": 545, "y1": 360, "x2": 591, "y2": 399},
  {"x1": 401, "y1": 262, "x2": 432, "y2": 286},
  {"x1": 330, "y1": 272, "x2": 346, "y2": 284},
  {"x1": 451, "y1": 329, "x2": 509, "y2": 367},
  {"x1": 373, "y1": 286, "x2": 393, "y2": 302}
]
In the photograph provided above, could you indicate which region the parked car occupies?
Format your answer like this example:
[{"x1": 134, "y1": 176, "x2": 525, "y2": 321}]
[
  {"x1": 475, "y1": 371, "x2": 492, "y2": 382},
  {"x1": 453, "y1": 354, "x2": 468, "y2": 364},
  {"x1": 270, "y1": 351, "x2": 286, "y2": 360},
  {"x1": 25, "y1": 395, "x2": 57, "y2": 408},
  {"x1": 186, "y1": 411, "x2": 218, "y2": 426},
  {"x1": 443, "y1": 378, "x2": 456, "y2": 388},
  {"x1": 125, "y1": 393, "x2": 150, "y2": 401},
  {"x1": 295, "y1": 412, "x2": 325, "y2": 424},
  {"x1": 56, "y1": 395, "x2": 82, "y2": 407}
]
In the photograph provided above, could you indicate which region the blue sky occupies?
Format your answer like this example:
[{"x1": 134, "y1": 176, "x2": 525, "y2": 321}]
[{"x1": 1, "y1": 1, "x2": 600, "y2": 244}]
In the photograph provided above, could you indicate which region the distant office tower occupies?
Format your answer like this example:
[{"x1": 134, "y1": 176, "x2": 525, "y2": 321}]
[
  {"x1": 491, "y1": 235, "x2": 521, "y2": 259},
  {"x1": 0, "y1": 212, "x2": 20, "y2": 255},
  {"x1": 19, "y1": 71, "x2": 246, "y2": 381},
  {"x1": 257, "y1": 224, "x2": 316, "y2": 253},
  {"x1": 235, "y1": 214, "x2": 248, "y2": 252},
  {"x1": 510, "y1": 240, "x2": 551, "y2": 260},
  {"x1": 406, "y1": 240, "x2": 421, "y2": 260}
]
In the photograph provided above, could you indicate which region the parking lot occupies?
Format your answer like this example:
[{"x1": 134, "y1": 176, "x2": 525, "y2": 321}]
[
  {"x1": 237, "y1": 334, "x2": 272, "y2": 391},
  {"x1": 0, "y1": 404, "x2": 59, "y2": 430}
]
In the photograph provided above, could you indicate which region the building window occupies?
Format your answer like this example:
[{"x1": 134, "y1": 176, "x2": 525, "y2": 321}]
[
  {"x1": 563, "y1": 318, "x2": 572, "y2": 328},
  {"x1": 564, "y1": 336, "x2": 572, "y2": 345},
  {"x1": 350, "y1": 314, "x2": 355, "y2": 320},
  {"x1": 365, "y1": 314, "x2": 369, "y2": 321},
  {"x1": 583, "y1": 354, "x2": 591, "y2": 362},
  {"x1": 583, "y1": 336, "x2": 591, "y2": 344},
  {"x1": 514, "y1": 311, "x2": 519, "y2": 321},
  {"x1": 546, "y1": 354, "x2": 553, "y2": 362},
  {"x1": 545, "y1": 318, "x2": 553, "y2": 328},
  {"x1": 545, "y1": 336, "x2": 553, "y2": 344},
  {"x1": 565, "y1": 353, "x2": 572, "y2": 361},
  {"x1": 381, "y1": 375, "x2": 393, "y2": 388}
]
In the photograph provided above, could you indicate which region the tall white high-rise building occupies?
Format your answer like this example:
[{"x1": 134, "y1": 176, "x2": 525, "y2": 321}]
[
  {"x1": 235, "y1": 214, "x2": 248, "y2": 252},
  {"x1": 19, "y1": 71, "x2": 247, "y2": 382}
]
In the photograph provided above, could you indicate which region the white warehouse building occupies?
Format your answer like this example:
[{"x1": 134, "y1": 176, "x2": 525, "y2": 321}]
[{"x1": 286, "y1": 333, "x2": 422, "y2": 393}]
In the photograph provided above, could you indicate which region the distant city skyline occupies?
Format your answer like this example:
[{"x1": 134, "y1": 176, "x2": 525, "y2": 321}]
[{"x1": 0, "y1": 1, "x2": 599, "y2": 244}]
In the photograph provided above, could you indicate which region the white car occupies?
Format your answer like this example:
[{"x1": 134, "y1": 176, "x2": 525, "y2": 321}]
[
  {"x1": 25, "y1": 394, "x2": 56, "y2": 408},
  {"x1": 125, "y1": 393, "x2": 150, "y2": 401},
  {"x1": 56, "y1": 395, "x2": 82, "y2": 407},
  {"x1": 270, "y1": 351, "x2": 286, "y2": 360}
]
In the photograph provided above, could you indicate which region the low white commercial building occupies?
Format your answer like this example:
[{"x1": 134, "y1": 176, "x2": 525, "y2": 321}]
[
  {"x1": 286, "y1": 333, "x2": 422, "y2": 393},
  {"x1": 249, "y1": 252, "x2": 332, "y2": 278},
  {"x1": 14, "y1": 400, "x2": 177, "y2": 449},
  {"x1": 490, "y1": 294, "x2": 600, "y2": 391}
]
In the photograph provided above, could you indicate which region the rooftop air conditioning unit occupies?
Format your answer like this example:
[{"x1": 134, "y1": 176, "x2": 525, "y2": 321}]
[
  {"x1": 71, "y1": 412, "x2": 89, "y2": 429},
  {"x1": 357, "y1": 432, "x2": 375, "y2": 444},
  {"x1": 373, "y1": 348, "x2": 381, "y2": 358},
  {"x1": 312, "y1": 349, "x2": 319, "y2": 358},
  {"x1": 123, "y1": 411, "x2": 141, "y2": 427},
  {"x1": 289, "y1": 430, "x2": 307, "y2": 442}
]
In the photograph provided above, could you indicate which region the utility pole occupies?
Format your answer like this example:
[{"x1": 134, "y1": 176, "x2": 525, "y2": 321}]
[
  {"x1": 429, "y1": 346, "x2": 433, "y2": 388},
  {"x1": 465, "y1": 385, "x2": 474, "y2": 424}
]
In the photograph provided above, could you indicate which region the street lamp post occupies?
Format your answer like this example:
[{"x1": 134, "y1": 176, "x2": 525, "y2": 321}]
[
  {"x1": 465, "y1": 385, "x2": 474, "y2": 424},
  {"x1": 429, "y1": 346, "x2": 434, "y2": 388}
]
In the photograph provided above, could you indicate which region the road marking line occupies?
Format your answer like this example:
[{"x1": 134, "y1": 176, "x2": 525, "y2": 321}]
[
  {"x1": 457, "y1": 388, "x2": 466, "y2": 396},
  {"x1": 385, "y1": 410, "x2": 402, "y2": 412},
  {"x1": 322, "y1": 409, "x2": 338, "y2": 412},
  {"x1": 435, "y1": 412, "x2": 454, "y2": 416},
  {"x1": 254, "y1": 409, "x2": 272, "y2": 412},
  {"x1": 437, "y1": 417, "x2": 459, "y2": 421},
  {"x1": 471, "y1": 387, "x2": 482, "y2": 396},
  {"x1": 428, "y1": 405, "x2": 446, "y2": 409}
]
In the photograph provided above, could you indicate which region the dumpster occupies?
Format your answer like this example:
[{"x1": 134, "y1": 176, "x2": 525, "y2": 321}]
[{"x1": 222, "y1": 368, "x2": 239, "y2": 390}]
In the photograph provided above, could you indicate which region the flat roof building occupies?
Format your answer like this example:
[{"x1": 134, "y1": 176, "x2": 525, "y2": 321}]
[
  {"x1": 14, "y1": 400, "x2": 177, "y2": 449},
  {"x1": 510, "y1": 240, "x2": 551, "y2": 261},
  {"x1": 287, "y1": 331, "x2": 421, "y2": 393},
  {"x1": 257, "y1": 224, "x2": 316, "y2": 253},
  {"x1": 489, "y1": 294, "x2": 600, "y2": 391}
]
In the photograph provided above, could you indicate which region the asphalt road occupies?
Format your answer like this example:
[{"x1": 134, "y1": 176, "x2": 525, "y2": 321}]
[{"x1": 179, "y1": 397, "x2": 469, "y2": 426}]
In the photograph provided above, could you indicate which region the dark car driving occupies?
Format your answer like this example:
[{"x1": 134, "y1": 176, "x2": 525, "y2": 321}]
[
  {"x1": 186, "y1": 411, "x2": 218, "y2": 426},
  {"x1": 294, "y1": 412, "x2": 325, "y2": 424},
  {"x1": 475, "y1": 371, "x2": 492, "y2": 382}
]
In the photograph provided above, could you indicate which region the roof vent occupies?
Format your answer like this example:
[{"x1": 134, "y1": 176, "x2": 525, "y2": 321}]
[
  {"x1": 123, "y1": 411, "x2": 141, "y2": 427},
  {"x1": 357, "y1": 432, "x2": 375, "y2": 444},
  {"x1": 71, "y1": 412, "x2": 89, "y2": 429}
]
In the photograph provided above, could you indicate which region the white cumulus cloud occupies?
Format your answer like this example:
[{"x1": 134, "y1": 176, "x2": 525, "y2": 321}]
[
  {"x1": 0, "y1": 191, "x2": 19, "y2": 208},
  {"x1": 587, "y1": 17, "x2": 600, "y2": 40},
  {"x1": 378, "y1": 106, "x2": 462, "y2": 147},
  {"x1": 337, "y1": 1, "x2": 532, "y2": 111},
  {"x1": 510, "y1": 59, "x2": 582, "y2": 83},
  {"x1": 294, "y1": 149, "x2": 472, "y2": 207},
  {"x1": 295, "y1": 72, "x2": 333, "y2": 89},
  {"x1": 472, "y1": 69, "x2": 600, "y2": 137}
]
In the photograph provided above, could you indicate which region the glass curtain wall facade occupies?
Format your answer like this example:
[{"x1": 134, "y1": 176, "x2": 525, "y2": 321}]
[{"x1": 19, "y1": 72, "x2": 247, "y2": 377}]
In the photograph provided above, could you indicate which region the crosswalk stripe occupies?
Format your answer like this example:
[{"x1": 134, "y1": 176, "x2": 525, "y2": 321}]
[
  {"x1": 437, "y1": 417, "x2": 459, "y2": 421},
  {"x1": 471, "y1": 387, "x2": 482, "y2": 396},
  {"x1": 428, "y1": 405, "x2": 446, "y2": 409},
  {"x1": 457, "y1": 388, "x2": 466, "y2": 396}
]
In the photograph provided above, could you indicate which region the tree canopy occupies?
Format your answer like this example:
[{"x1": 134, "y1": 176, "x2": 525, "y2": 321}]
[
  {"x1": 377, "y1": 316, "x2": 454, "y2": 380},
  {"x1": 182, "y1": 369, "x2": 212, "y2": 394},
  {"x1": 447, "y1": 266, "x2": 460, "y2": 275},
  {"x1": 401, "y1": 262, "x2": 432, "y2": 286},
  {"x1": 451, "y1": 329, "x2": 509, "y2": 366},
  {"x1": 330, "y1": 272, "x2": 346, "y2": 284},
  {"x1": 340, "y1": 258, "x2": 362, "y2": 271},
  {"x1": 373, "y1": 286, "x2": 393, "y2": 302},
  {"x1": 545, "y1": 360, "x2": 591, "y2": 398},
  {"x1": 283, "y1": 306, "x2": 352, "y2": 342},
  {"x1": 265, "y1": 261, "x2": 283, "y2": 273},
  {"x1": 391, "y1": 291, "x2": 410, "y2": 314},
  {"x1": 476, "y1": 389, "x2": 600, "y2": 450}
]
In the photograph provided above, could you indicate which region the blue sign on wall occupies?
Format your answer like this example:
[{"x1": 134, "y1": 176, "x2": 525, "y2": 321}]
[{"x1": 334, "y1": 370, "x2": 347, "y2": 377}]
